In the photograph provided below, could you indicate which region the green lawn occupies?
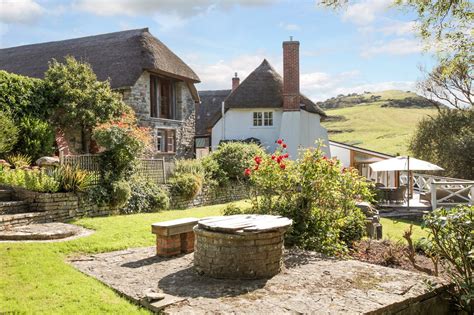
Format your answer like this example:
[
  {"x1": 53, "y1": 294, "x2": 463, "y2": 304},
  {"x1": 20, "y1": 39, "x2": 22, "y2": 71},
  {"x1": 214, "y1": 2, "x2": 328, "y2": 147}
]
[
  {"x1": 0, "y1": 201, "x2": 422, "y2": 314},
  {"x1": 0, "y1": 201, "x2": 250, "y2": 314},
  {"x1": 322, "y1": 104, "x2": 437, "y2": 155},
  {"x1": 380, "y1": 217, "x2": 429, "y2": 242}
]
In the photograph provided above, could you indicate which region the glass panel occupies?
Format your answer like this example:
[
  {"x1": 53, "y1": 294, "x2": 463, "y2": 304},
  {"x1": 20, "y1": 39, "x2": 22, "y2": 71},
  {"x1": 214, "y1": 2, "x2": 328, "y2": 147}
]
[
  {"x1": 264, "y1": 112, "x2": 273, "y2": 126},
  {"x1": 156, "y1": 131, "x2": 164, "y2": 152},
  {"x1": 253, "y1": 112, "x2": 262, "y2": 126}
]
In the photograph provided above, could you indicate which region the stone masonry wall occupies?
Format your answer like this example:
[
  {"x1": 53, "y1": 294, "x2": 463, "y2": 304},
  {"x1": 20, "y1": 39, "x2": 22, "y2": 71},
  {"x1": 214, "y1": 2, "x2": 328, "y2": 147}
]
[
  {"x1": 1, "y1": 189, "x2": 112, "y2": 230},
  {"x1": 122, "y1": 72, "x2": 196, "y2": 159},
  {"x1": 170, "y1": 182, "x2": 250, "y2": 209},
  {"x1": 194, "y1": 226, "x2": 286, "y2": 279}
]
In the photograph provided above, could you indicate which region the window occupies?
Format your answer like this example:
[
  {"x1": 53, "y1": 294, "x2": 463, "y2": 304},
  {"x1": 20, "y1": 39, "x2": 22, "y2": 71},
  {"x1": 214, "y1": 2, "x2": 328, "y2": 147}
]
[
  {"x1": 253, "y1": 111, "x2": 273, "y2": 126},
  {"x1": 155, "y1": 129, "x2": 176, "y2": 153},
  {"x1": 156, "y1": 130, "x2": 165, "y2": 152},
  {"x1": 150, "y1": 75, "x2": 175, "y2": 119},
  {"x1": 264, "y1": 112, "x2": 273, "y2": 126},
  {"x1": 167, "y1": 130, "x2": 175, "y2": 153}
]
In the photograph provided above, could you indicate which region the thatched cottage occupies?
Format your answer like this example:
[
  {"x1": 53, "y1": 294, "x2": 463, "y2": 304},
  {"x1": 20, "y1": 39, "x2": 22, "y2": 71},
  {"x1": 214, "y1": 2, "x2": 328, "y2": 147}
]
[
  {"x1": 0, "y1": 28, "x2": 200, "y2": 158},
  {"x1": 196, "y1": 39, "x2": 330, "y2": 158}
]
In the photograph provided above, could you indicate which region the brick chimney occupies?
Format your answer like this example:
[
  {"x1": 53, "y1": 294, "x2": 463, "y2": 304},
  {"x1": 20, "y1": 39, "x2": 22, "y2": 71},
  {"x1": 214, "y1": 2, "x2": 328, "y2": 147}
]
[
  {"x1": 282, "y1": 37, "x2": 300, "y2": 111},
  {"x1": 232, "y1": 72, "x2": 240, "y2": 91}
]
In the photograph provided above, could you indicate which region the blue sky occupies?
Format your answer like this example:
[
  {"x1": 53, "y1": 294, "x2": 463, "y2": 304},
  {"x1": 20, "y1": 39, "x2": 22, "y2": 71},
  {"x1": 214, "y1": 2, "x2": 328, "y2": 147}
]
[{"x1": 0, "y1": 0, "x2": 436, "y2": 101}]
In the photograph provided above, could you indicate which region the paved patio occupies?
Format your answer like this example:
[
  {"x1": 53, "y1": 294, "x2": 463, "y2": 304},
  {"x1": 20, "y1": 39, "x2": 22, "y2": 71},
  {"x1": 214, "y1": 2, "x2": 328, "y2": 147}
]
[{"x1": 70, "y1": 247, "x2": 451, "y2": 314}]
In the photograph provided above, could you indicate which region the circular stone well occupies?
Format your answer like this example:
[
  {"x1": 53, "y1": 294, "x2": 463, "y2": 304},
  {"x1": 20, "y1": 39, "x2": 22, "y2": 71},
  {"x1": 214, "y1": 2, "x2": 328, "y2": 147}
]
[{"x1": 194, "y1": 215, "x2": 292, "y2": 279}]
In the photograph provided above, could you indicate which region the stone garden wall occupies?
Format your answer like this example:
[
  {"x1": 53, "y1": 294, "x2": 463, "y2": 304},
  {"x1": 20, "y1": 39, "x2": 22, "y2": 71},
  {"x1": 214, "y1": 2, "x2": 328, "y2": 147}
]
[
  {"x1": 3, "y1": 188, "x2": 111, "y2": 229},
  {"x1": 169, "y1": 182, "x2": 250, "y2": 209}
]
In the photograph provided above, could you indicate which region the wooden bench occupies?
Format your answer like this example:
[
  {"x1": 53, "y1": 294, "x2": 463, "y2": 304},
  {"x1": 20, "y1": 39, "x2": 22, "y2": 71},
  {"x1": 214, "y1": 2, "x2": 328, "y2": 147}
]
[{"x1": 151, "y1": 218, "x2": 199, "y2": 257}]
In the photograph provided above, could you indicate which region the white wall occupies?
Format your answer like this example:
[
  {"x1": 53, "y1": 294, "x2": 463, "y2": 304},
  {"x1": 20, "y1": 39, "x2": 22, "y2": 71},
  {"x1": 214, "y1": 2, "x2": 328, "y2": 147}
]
[
  {"x1": 299, "y1": 110, "x2": 330, "y2": 157},
  {"x1": 330, "y1": 145, "x2": 351, "y2": 167},
  {"x1": 212, "y1": 108, "x2": 331, "y2": 159},
  {"x1": 212, "y1": 108, "x2": 282, "y2": 151}
]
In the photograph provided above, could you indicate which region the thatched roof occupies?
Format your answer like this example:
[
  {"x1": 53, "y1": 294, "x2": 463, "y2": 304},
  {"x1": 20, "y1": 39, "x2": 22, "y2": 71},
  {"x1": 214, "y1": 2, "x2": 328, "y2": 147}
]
[
  {"x1": 196, "y1": 89, "x2": 230, "y2": 136},
  {"x1": 225, "y1": 59, "x2": 326, "y2": 116},
  {"x1": 0, "y1": 28, "x2": 200, "y2": 89}
]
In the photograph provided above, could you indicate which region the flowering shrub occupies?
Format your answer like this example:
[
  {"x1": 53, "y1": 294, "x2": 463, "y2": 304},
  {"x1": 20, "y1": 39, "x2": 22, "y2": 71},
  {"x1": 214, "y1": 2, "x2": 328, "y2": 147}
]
[
  {"x1": 211, "y1": 142, "x2": 265, "y2": 181},
  {"x1": 93, "y1": 111, "x2": 152, "y2": 183},
  {"x1": 423, "y1": 206, "x2": 474, "y2": 313},
  {"x1": 246, "y1": 140, "x2": 374, "y2": 256}
]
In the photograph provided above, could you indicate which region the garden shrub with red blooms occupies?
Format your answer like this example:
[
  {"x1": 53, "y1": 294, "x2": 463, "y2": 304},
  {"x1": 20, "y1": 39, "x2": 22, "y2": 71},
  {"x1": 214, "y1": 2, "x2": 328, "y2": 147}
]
[{"x1": 245, "y1": 140, "x2": 374, "y2": 256}]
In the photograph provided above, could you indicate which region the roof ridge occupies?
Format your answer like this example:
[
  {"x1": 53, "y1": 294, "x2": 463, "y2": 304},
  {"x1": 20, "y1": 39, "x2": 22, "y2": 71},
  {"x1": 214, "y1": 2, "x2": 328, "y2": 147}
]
[{"x1": 0, "y1": 28, "x2": 148, "y2": 51}]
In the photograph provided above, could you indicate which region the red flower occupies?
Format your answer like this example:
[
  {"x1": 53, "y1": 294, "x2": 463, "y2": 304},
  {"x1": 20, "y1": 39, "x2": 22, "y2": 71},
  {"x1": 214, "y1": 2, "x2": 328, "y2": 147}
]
[
  {"x1": 283, "y1": 153, "x2": 289, "y2": 158},
  {"x1": 280, "y1": 163, "x2": 286, "y2": 170},
  {"x1": 254, "y1": 156, "x2": 262, "y2": 165},
  {"x1": 244, "y1": 168, "x2": 251, "y2": 176},
  {"x1": 282, "y1": 143, "x2": 287, "y2": 148},
  {"x1": 271, "y1": 155, "x2": 276, "y2": 160},
  {"x1": 276, "y1": 156, "x2": 282, "y2": 163},
  {"x1": 254, "y1": 165, "x2": 259, "y2": 171},
  {"x1": 277, "y1": 139, "x2": 283, "y2": 144},
  {"x1": 323, "y1": 156, "x2": 328, "y2": 161}
]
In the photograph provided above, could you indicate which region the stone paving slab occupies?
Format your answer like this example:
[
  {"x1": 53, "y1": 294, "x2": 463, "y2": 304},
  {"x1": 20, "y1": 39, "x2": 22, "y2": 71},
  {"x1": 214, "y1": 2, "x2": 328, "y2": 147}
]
[
  {"x1": 0, "y1": 223, "x2": 93, "y2": 242},
  {"x1": 70, "y1": 247, "x2": 451, "y2": 314}
]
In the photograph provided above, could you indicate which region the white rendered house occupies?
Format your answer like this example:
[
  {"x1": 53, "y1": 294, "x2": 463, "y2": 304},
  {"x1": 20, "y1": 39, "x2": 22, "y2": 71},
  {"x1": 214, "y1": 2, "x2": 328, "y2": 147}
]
[{"x1": 201, "y1": 39, "x2": 330, "y2": 158}]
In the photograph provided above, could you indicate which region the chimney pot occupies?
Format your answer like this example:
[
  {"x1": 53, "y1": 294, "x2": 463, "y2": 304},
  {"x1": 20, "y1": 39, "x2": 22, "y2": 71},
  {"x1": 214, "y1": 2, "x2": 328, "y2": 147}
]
[
  {"x1": 282, "y1": 39, "x2": 300, "y2": 111},
  {"x1": 232, "y1": 73, "x2": 240, "y2": 92}
]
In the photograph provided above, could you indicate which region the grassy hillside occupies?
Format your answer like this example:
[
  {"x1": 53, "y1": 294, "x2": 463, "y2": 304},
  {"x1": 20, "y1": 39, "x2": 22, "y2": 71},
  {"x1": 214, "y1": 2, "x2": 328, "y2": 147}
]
[
  {"x1": 318, "y1": 90, "x2": 438, "y2": 110},
  {"x1": 322, "y1": 104, "x2": 437, "y2": 155}
]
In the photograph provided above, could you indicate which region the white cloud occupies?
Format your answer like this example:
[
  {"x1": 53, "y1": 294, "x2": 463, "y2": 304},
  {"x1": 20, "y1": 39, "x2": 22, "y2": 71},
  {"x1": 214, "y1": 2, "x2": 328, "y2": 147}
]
[
  {"x1": 341, "y1": 0, "x2": 392, "y2": 25},
  {"x1": 74, "y1": 0, "x2": 277, "y2": 17},
  {"x1": 192, "y1": 53, "x2": 279, "y2": 90},
  {"x1": 279, "y1": 22, "x2": 300, "y2": 31},
  {"x1": 379, "y1": 20, "x2": 419, "y2": 36},
  {"x1": 361, "y1": 38, "x2": 424, "y2": 57},
  {"x1": 0, "y1": 0, "x2": 44, "y2": 24}
]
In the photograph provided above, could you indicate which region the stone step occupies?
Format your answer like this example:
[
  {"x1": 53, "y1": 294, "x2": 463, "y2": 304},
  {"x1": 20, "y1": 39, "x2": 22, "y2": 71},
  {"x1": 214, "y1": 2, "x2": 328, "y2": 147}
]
[
  {"x1": 0, "y1": 201, "x2": 30, "y2": 215},
  {"x1": 0, "y1": 212, "x2": 46, "y2": 231},
  {"x1": 0, "y1": 189, "x2": 13, "y2": 201}
]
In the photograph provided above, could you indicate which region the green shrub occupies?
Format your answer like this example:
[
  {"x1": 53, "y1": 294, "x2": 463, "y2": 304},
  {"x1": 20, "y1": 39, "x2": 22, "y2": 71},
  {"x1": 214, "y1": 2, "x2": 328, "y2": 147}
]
[
  {"x1": 0, "y1": 111, "x2": 18, "y2": 154},
  {"x1": 211, "y1": 142, "x2": 264, "y2": 181},
  {"x1": 174, "y1": 159, "x2": 205, "y2": 176},
  {"x1": 121, "y1": 177, "x2": 169, "y2": 214},
  {"x1": 169, "y1": 173, "x2": 202, "y2": 199},
  {"x1": 423, "y1": 206, "x2": 474, "y2": 313},
  {"x1": 201, "y1": 155, "x2": 228, "y2": 186},
  {"x1": 14, "y1": 116, "x2": 54, "y2": 161},
  {"x1": 6, "y1": 153, "x2": 32, "y2": 169},
  {"x1": 0, "y1": 168, "x2": 59, "y2": 193},
  {"x1": 222, "y1": 203, "x2": 245, "y2": 216},
  {"x1": 247, "y1": 140, "x2": 373, "y2": 256},
  {"x1": 109, "y1": 180, "x2": 131, "y2": 208},
  {"x1": 53, "y1": 165, "x2": 93, "y2": 192},
  {"x1": 0, "y1": 70, "x2": 50, "y2": 120}
]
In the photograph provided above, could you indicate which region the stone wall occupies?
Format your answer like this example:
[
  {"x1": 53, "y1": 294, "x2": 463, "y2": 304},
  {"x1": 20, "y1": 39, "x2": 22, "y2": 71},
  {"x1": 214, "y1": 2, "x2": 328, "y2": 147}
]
[
  {"x1": 169, "y1": 182, "x2": 250, "y2": 209},
  {"x1": 122, "y1": 72, "x2": 196, "y2": 159},
  {"x1": 193, "y1": 226, "x2": 286, "y2": 279},
  {"x1": 1, "y1": 189, "x2": 112, "y2": 229}
]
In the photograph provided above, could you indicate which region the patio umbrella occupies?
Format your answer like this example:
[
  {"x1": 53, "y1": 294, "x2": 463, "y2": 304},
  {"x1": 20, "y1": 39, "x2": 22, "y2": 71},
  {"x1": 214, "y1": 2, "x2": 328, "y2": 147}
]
[{"x1": 369, "y1": 156, "x2": 444, "y2": 208}]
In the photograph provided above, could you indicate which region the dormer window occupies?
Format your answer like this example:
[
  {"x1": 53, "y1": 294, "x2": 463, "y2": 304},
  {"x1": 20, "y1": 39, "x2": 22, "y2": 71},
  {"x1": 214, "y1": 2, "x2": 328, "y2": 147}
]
[
  {"x1": 253, "y1": 111, "x2": 273, "y2": 126},
  {"x1": 150, "y1": 75, "x2": 176, "y2": 119}
]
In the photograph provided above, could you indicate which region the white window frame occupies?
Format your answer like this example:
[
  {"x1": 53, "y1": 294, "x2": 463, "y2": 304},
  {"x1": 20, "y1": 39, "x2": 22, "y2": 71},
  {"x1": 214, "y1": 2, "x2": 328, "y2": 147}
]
[{"x1": 253, "y1": 111, "x2": 273, "y2": 127}]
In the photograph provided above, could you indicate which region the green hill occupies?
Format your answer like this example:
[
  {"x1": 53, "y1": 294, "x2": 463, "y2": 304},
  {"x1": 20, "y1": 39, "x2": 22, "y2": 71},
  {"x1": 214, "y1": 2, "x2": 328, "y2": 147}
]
[
  {"x1": 317, "y1": 90, "x2": 439, "y2": 110},
  {"x1": 321, "y1": 91, "x2": 439, "y2": 155}
]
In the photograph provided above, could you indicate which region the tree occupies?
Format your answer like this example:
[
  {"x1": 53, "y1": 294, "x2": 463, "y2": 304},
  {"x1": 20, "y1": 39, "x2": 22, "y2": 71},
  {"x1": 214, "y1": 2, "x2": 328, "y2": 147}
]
[
  {"x1": 419, "y1": 56, "x2": 473, "y2": 110},
  {"x1": 0, "y1": 111, "x2": 18, "y2": 154},
  {"x1": 409, "y1": 109, "x2": 474, "y2": 179},
  {"x1": 44, "y1": 56, "x2": 127, "y2": 153}
]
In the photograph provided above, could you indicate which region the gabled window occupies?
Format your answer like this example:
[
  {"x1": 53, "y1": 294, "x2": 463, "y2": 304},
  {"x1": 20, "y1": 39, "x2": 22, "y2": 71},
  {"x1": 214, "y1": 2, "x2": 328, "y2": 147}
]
[
  {"x1": 253, "y1": 111, "x2": 273, "y2": 127},
  {"x1": 150, "y1": 75, "x2": 176, "y2": 119}
]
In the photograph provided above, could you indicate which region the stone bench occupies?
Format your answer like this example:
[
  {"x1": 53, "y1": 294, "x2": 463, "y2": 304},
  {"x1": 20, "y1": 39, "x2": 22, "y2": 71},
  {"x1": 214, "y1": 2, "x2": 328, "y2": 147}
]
[{"x1": 151, "y1": 218, "x2": 199, "y2": 257}]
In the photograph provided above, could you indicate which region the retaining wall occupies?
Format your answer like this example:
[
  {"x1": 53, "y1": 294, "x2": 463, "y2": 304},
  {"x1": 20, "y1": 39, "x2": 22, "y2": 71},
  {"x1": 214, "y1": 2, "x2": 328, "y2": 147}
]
[{"x1": 170, "y1": 182, "x2": 250, "y2": 209}]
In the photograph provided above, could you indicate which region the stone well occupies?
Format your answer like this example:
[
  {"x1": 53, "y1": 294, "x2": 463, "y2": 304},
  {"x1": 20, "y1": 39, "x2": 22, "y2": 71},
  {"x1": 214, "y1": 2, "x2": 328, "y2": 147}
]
[{"x1": 193, "y1": 214, "x2": 292, "y2": 280}]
